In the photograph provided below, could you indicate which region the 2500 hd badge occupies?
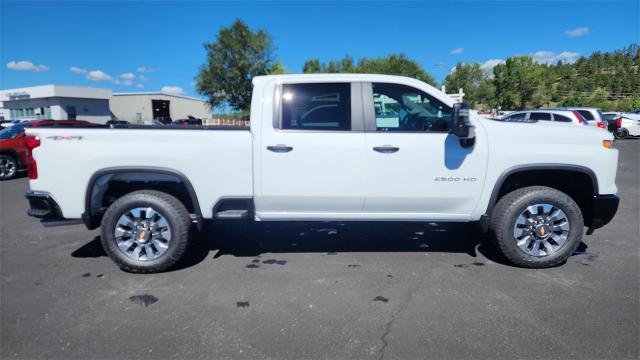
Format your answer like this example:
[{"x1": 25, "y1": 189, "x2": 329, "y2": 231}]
[{"x1": 434, "y1": 177, "x2": 477, "y2": 182}]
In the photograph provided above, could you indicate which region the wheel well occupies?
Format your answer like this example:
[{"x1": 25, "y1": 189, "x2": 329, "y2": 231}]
[
  {"x1": 0, "y1": 150, "x2": 21, "y2": 166},
  {"x1": 492, "y1": 169, "x2": 596, "y2": 226},
  {"x1": 84, "y1": 170, "x2": 201, "y2": 229}
]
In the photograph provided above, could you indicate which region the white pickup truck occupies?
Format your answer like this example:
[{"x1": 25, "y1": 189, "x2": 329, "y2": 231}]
[{"x1": 24, "y1": 74, "x2": 620, "y2": 272}]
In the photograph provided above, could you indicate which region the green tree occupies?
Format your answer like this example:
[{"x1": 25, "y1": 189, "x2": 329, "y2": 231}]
[
  {"x1": 444, "y1": 62, "x2": 487, "y2": 106},
  {"x1": 302, "y1": 54, "x2": 437, "y2": 86},
  {"x1": 357, "y1": 54, "x2": 437, "y2": 85},
  {"x1": 302, "y1": 59, "x2": 322, "y2": 73},
  {"x1": 493, "y1": 56, "x2": 545, "y2": 110},
  {"x1": 269, "y1": 60, "x2": 290, "y2": 75},
  {"x1": 196, "y1": 19, "x2": 277, "y2": 111}
]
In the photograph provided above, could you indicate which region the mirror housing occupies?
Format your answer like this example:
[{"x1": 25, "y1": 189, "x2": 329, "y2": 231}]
[{"x1": 451, "y1": 103, "x2": 475, "y2": 148}]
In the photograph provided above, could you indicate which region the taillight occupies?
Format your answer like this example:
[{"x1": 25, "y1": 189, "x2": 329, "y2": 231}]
[
  {"x1": 597, "y1": 121, "x2": 605, "y2": 128},
  {"x1": 573, "y1": 111, "x2": 584, "y2": 124},
  {"x1": 616, "y1": 117, "x2": 622, "y2": 128},
  {"x1": 24, "y1": 135, "x2": 40, "y2": 180}
]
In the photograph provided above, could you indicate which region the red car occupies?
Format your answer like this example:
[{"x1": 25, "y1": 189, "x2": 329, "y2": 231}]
[
  {"x1": 0, "y1": 126, "x2": 28, "y2": 180},
  {"x1": 0, "y1": 120, "x2": 98, "y2": 180}
]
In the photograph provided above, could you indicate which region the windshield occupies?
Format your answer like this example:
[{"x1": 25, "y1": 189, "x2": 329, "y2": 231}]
[{"x1": 0, "y1": 126, "x2": 25, "y2": 140}]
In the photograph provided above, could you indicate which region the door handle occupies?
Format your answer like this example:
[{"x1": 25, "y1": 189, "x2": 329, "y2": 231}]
[
  {"x1": 373, "y1": 146, "x2": 399, "y2": 153},
  {"x1": 267, "y1": 144, "x2": 293, "y2": 153}
]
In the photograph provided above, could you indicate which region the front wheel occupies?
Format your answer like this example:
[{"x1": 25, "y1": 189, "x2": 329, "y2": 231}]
[
  {"x1": 490, "y1": 186, "x2": 584, "y2": 268},
  {"x1": 100, "y1": 190, "x2": 192, "y2": 273}
]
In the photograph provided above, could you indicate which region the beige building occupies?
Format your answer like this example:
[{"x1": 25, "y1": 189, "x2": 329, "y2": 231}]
[{"x1": 110, "y1": 92, "x2": 211, "y2": 124}]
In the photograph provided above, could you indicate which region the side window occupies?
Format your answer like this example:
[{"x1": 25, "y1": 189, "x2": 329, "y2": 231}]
[
  {"x1": 372, "y1": 83, "x2": 452, "y2": 132},
  {"x1": 503, "y1": 112, "x2": 527, "y2": 122},
  {"x1": 553, "y1": 114, "x2": 572, "y2": 122},
  {"x1": 281, "y1": 83, "x2": 351, "y2": 131},
  {"x1": 529, "y1": 112, "x2": 552, "y2": 121},
  {"x1": 577, "y1": 110, "x2": 594, "y2": 121}
]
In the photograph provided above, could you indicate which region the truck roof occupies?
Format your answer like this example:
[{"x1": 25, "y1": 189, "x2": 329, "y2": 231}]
[{"x1": 252, "y1": 73, "x2": 454, "y2": 106}]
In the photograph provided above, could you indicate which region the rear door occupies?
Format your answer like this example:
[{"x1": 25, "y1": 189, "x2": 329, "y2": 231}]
[
  {"x1": 257, "y1": 82, "x2": 367, "y2": 219},
  {"x1": 361, "y1": 82, "x2": 488, "y2": 219}
]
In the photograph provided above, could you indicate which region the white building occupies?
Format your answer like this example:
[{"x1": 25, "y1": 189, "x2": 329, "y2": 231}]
[
  {"x1": 0, "y1": 85, "x2": 112, "y2": 123},
  {"x1": 110, "y1": 92, "x2": 211, "y2": 124}
]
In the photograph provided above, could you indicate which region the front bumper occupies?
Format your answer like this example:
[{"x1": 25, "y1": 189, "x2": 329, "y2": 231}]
[{"x1": 587, "y1": 194, "x2": 620, "y2": 234}]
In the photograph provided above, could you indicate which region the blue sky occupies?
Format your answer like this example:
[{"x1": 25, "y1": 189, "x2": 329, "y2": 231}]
[{"x1": 1, "y1": 1, "x2": 638, "y2": 97}]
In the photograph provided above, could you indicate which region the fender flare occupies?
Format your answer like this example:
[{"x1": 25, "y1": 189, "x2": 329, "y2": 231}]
[
  {"x1": 82, "y1": 166, "x2": 203, "y2": 230},
  {"x1": 485, "y1": 164, "x2": 598, "y2": 215}
]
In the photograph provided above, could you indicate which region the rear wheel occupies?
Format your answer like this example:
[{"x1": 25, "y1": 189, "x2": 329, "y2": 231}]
[
  {"x1": 615, "y1": 128, "x2": 629, "y2": 139},
  {"x1": 0, "y1": 155, "x2": 18, "y2": 180},
  {"x1": 490, "y1": 186, "x2": 583, "y2": 268},
  {"x1": 100, "y1": 190, "x2": 192, "y2": 273}
]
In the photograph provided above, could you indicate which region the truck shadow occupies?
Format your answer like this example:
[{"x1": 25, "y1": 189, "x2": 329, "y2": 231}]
[{"x1": 72, "y1": 221, "x2": 510, "y2": 271}]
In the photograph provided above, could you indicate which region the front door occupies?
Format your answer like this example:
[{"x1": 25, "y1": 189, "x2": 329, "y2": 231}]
[
  {"x1": 257, "y1": 82, "x2": 367, "y2": 219},
  {"x1": 363, "y1": 82, "x2": 487, "y2": 220}
]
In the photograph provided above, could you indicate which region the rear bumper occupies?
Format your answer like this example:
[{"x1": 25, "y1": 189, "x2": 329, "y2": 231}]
[
  {"x1": 25, "y1": 191, "x2": 63, "y2": 219},
  {"x1": 587, "y1": 194, "x2": 619, "y2": 234},
  {"x1": 25, "y1": 191, "x2": 82, "y2": 226}
]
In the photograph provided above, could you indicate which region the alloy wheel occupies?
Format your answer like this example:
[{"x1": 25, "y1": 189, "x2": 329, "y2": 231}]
[
  {"x1": 513, "y1": 204, "x2": 570, "y2": 257},
  {"x1": 0, "y1": 158, "x2": 16, "y2": 179},
  {"x1": 114, "y1": 207, "x2": 172, "y2": 261}
]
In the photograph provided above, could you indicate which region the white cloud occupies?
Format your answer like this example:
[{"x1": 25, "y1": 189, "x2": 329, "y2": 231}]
[
  {"x1": 121, "y1": 79, "x2": 134, "y2": 86},
  {"x1": 433, "y1": 62, "x2": 446, "y2": 68},
  {"x1": 450, "y1": 47, "x2": 464, "y2": 55},
  {"x1": 565, "y1": 27, "x2": 589, "y2": 37},
  {"x1": 6, "y1": 60, "x2": 49, "y2": 72},
  {"x1": 479, "y1": 59, "x2": 505, "y2": 77},
  {"x1": 161, "y1": 86, "x2": 184, "y2": 95},
  {"x1": 531, "y1": 50, "x2": 581, "y2": 64},
  {"x1": 70, "y1": 66, "x2": 87, "y2": 74},
  {"x1": 119, "y1": 72, "x2": 135, "y2": 80},
  {"x1": 137, "y1": 66, "x2": 158, "y2": 73},
  {"x1": 480, "y1": 58, "x2": 505, "y2": 71},
  {"x1": 85, "y1": 70, "x2": 113, "y2": 81},
  {"x1": 139, "y1": 74, "x2": 149, "y2": 82},
  {"x1": 136, "y1": 83, "x2": 144, "y2": 88}
]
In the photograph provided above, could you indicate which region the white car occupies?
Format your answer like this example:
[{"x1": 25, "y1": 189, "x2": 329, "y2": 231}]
[
  {"x1": 559, "y1": 107, "x2": 607, "y2": 129},
  {"x1": 500, "y1": 109, "x2": 588, "y2": 125},
  {"x1": 604, "y1": 112, "x2": 640, "y2": 139},
  {"x1": 23, "y1": 74, "x2": 620, "y2": 272}
]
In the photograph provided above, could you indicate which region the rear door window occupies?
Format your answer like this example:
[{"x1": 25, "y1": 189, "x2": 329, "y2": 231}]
[
  {"x1": 503, "y1": 112, "x2": 527, "y2": 122},
  {"x1": 529, "y1": 112, "x2": 552, "y2": 121},
  {"x1": 577, "y1": 110, "x2": 594, "y2": 121},
  {"x1": 281, "y1": 83, "x2": 351, "y2": 131},
  {"x1": 552, "y1": 114, "x2": 573, "y2": 122}
]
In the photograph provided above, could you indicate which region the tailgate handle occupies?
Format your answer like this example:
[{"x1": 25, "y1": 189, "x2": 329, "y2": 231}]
[
  {"x1": 373, "y1": 146, "x2": 399, "y2": 153},
  {"x1": 267, "y1": 144, "x2": 293, "y2": 153}
]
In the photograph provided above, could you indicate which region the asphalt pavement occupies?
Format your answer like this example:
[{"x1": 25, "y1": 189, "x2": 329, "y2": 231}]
[{"x1": 1, "y1": 139, "x2": 638, "y2": 359}]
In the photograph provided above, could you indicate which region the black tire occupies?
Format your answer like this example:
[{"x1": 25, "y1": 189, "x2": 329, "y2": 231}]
[
  {"x1": 100, "y1": 190, "x2": 192, "y2": 273},
  {"x1": 490, "y1": 186, "x2": 584, "y2": 268},
  {"x1": 0, "y1": 154, "x2": 18, "y2": 180},
  {"x1": 615, "y1": 128, "x2": 629, "y2": 139}
]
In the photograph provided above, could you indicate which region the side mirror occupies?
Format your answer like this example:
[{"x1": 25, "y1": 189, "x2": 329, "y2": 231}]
[{"x1": 451, "y1": 103, "x2": 475, "y2": 148}]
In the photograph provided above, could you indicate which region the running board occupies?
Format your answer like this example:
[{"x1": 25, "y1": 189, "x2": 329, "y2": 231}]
[
  {"x1": 214, "y1": 209, "x2": 250, "y2": 220},
  {"x1": 41, "y1": 219, "x2": 85, "y2": 227}
]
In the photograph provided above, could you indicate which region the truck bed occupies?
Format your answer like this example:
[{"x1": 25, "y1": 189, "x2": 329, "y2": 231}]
[{"x1": 25, "y1": 127, "x2": 253, "y2": 219}]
